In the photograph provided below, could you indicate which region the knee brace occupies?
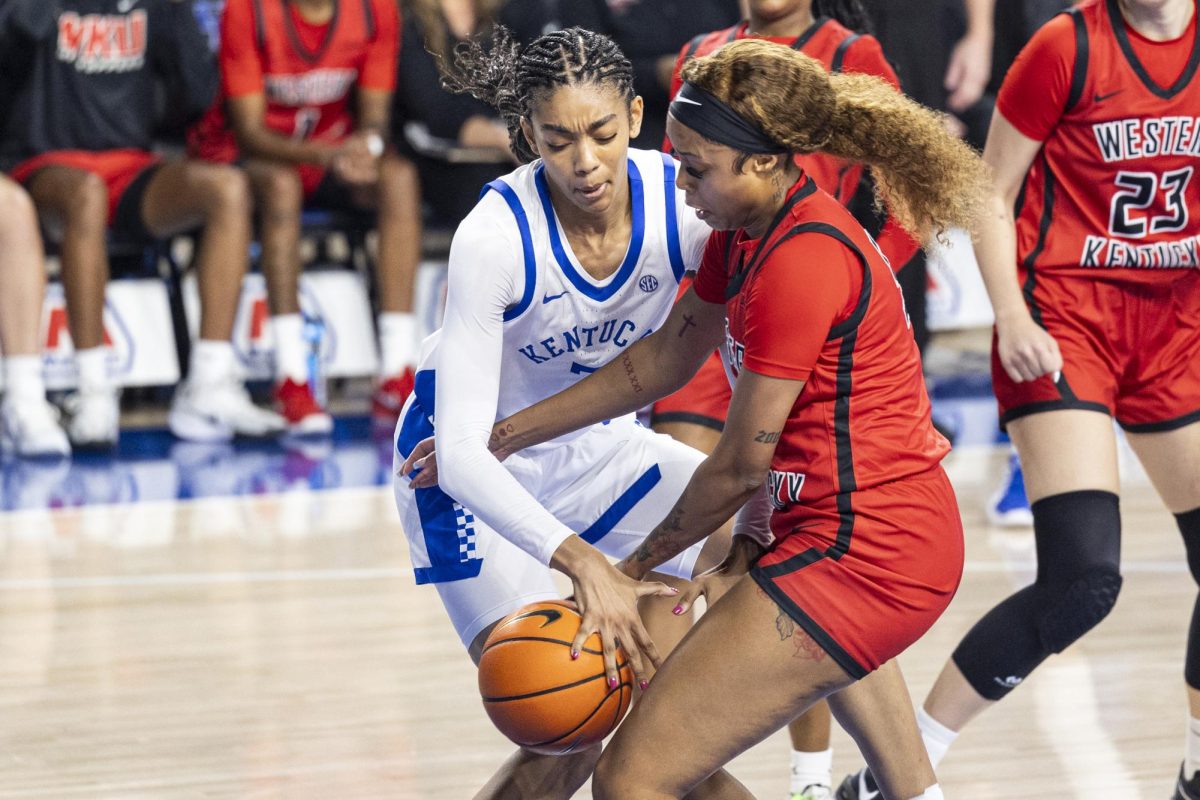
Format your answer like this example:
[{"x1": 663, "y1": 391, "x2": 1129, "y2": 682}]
[
  {"x1": 1176, "y1": 507, "x2": 1200, "y2": 688},
  {"x1": 953, "y1": 490, "x2": 1121, "y2": 700}
]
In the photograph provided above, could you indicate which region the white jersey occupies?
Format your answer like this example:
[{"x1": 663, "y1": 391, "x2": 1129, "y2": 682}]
[{"x1": 399, "y1": 148, "x2": 710, "y2": 583}]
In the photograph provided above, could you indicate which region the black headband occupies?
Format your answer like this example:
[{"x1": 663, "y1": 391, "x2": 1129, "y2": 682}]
[{"x1": 668, "y1": 81, "x2": 790, "y2": 155}]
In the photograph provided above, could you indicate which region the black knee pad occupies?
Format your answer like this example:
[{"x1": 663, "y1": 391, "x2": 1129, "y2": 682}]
[
  {"x1": 953, "y1": 490, "x2": 1121, "y2": 700},
  {"x1": 1031, "y1": 490, "x2": 1122, "y2": 652},
  {"x1": 1176, "y1": 507, "x2": 1200, "y2": 688},
  {"x1": 1179, "y1": 507, "x2": 1200, "y2": 584}
]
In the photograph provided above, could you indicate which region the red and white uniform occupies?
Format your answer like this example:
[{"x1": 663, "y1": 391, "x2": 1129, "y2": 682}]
[
  {"x1": 993, "y1": 0, "x2": 1200, "y2": 431},
  {"x1": 189, "y1": 0, "x2": 399, "y2": 195},
  {"x1": 693, "y1": 176, "x2": 962, "y2": 677},
  {"x1": 652, "y1": 16, "x2": 919, "y2": 432}
]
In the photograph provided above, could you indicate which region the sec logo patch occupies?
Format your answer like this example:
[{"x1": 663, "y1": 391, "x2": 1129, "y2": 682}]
[{"x1": 638, "y1": 275, "x2": 659, "y2": 293}]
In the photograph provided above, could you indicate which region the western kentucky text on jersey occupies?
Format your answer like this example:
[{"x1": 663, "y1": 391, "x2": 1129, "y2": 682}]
[
  {"x1": 1092, "y1": 116, "x2": 1200, "y2": 162},
  {"x1": 57, "y1": 11, "x2": 147, "y2": 74},
  {"x1": 265, "y1": 69, "x2": 358, "y2": 107}
]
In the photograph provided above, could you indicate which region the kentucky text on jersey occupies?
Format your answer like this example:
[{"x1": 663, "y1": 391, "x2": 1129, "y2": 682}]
[
  {"x1": 1081, "y1": 233, "x2": 1200, "y2": 267},
  {"x1": 1092, "y1": 116, "x2": 1200, "y2": 162},
  {"x1": 57, "y1": 11, "x2": 147, "y2": 73},
  {"x1": 516, "y1": 318, "x2": 646, "y2": 364},
  {"x1": 265, "y1": 69, "x2": 359, "y2": 106}
]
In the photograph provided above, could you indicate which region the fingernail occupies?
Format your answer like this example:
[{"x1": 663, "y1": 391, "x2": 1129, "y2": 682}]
[
  {"x1": 672, "y1": 604, "x2": 684, "y2": 615},
  {"x1": 639, "y1": 679, "x2": 648, "y2": 690},
  {"x1": 570, "y1": 650, "x2": 579, "y2": 660},
  {"x1": 609, "y1": 676, "x2": 618, "y2": 688}
]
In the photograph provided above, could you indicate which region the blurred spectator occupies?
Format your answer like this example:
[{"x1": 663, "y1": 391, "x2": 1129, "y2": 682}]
[
  {"x1": 394, "y1": 0, "x2": 515, "y2": 227},
  {"x1": 0, "y1": 0, "x2": 285, "y2": 449},
  {"x1": 555, "y1": 0, "x2": 742, "y2": 150},
  {"x1": 189, "y1": 0, "x2": 423, "y2": 433},
  {"x1": 0, "y1": 175, "x2": 70, "y2": 458}
]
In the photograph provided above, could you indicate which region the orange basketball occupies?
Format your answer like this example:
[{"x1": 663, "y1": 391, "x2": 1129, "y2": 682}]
[{"x1": 478, "y1": 600, "x2": 634, "y2": 755}]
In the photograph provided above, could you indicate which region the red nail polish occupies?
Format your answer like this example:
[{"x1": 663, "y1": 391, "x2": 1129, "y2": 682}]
[
  {"x1": 672, "y1": 604, "x2": 684, "y2": 615},
  {"x1": 608, "y1": 676, "x2": 618, "y2": 688},
  {"x1": 639, "y1": 679, "x2": 648, "y2": 690},
  {"x1": 570, "y1": 650, "x2": 579, "y2": 660}
]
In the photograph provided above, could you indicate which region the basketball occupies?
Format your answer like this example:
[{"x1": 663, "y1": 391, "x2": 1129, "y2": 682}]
[{"x1": 477, "y1": 600, "x2": 634, "y2": 755}]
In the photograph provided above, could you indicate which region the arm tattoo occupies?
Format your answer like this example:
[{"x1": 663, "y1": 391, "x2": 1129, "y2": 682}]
[
  {"x1": 622, "y1": 352, "x2": 644, "y2": 394},
  {"x1": 678, "y1": 313, "x2": 697, "y2": 338},
  {"x1": 487, "y1": 422, "x2": 515, "y2": 452},
  {"x1": 754, "y1": 430, "x2": 781, "y2": 443},
  {"x1": 632, "y1": 504, "x2": 687, "y2": 568}
]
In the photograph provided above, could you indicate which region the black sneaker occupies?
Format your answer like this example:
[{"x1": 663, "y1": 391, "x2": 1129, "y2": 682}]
[
  {"x1": 1175, "y1": 763, "x2": 1200, "y2": 800},
  {"x1": 835, "y1": 768, "x2": 881, "y2": 800}
]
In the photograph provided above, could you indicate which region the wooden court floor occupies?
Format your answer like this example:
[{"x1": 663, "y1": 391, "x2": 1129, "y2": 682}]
[{"x1": 0, "y1": 445, "x2": 1190, "y2": 799}]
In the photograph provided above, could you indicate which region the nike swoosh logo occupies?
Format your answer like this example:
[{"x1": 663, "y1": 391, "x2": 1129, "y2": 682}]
[
  {"x1": 674, "y1": 96, "x2": 702, "y2": 106},
  {"x1": 1094, "y1": 90, "x2": 1122, "y2": 103},
  {"x1": 511, "y1": 608, "x2": 562, "y2": 627},
  {"x1": 542, "y1": 291, "x2": 569, "y2": 304}
]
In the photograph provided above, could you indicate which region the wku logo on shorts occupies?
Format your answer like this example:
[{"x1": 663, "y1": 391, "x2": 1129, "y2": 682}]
[
  {"x1": 57, "y1": 10, "x2": 147, "y2": 74},
  {"x1": 766, "y1": 468, "x2": 806, "y2": 511}
]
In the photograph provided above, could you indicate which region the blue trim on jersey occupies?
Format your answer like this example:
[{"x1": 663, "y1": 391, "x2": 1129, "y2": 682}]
[
  {"x1": 660, "y1": 153, "x2": 686, "y2": 283},
  {"x1": 397, "y1": 370, "x2": 484, "y2": 585},
  {"x1": 579, "y1": 464, "x2": 663, "y2": 544},
  {"x1": 480, "y1": 180, "x2": 538, "y2": 322},
  {"x1": 534, "y1": 159, "x2": 645, "y2": 302}
]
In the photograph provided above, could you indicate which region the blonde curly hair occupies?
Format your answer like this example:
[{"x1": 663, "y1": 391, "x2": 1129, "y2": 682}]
[{"x1": 681, "y1": 38, "x2": 991, "y2": 245}]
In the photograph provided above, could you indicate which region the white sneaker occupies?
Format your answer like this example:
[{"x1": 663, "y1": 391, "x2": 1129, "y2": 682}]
[
  {"x1": 0, "y1": 398, "x2": 71, "y2": 458},
  {"x1": 169, "y1": 377, "x2": 286, "y2": 442},
  {"x1": 64, "y1": 388, "x2": 120, "y2": 449}
]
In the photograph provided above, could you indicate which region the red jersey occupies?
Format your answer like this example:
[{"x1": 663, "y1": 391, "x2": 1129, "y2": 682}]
[
  {"x1": 189, "y1": 0, "x2": 399, "y2": 163},
  {"x1": 666, "y1": 18, "x2": 917, "y2": 269},
  {"x1": 998, "y1": 0, "x2": 1200, "y2": 284},
  {"x1": 692, "y1": 177, "x2": 948, "y2": 539}
]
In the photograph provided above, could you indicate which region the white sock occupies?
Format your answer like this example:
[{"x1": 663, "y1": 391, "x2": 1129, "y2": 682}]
[
  {"x1": 377, "y1": 311, "x2": 417, "y2": 378},
  {"x1": 189, "y1": 339, "x2": 236, "y2": 387},
  {"x1": 3, "y1": 355, "x2": 47, "y2": 406},
  {"x1": 918, "y1": 708, "x2": 958, "y2": 770},
  {"x1": 907, "y1": 784, "x2": 944, "y2": 800},
  {"x1": 1185, "y1": 716, "x2": 1200, "y2": 779},
  {"x1": 271, "y1": 313, "x2": 308, "y2": 383},
  {"x1": 789, "y1": 747, "x2": 833, "y2": 792},
  {"x1": 75, "y1": 347, "x2": 112, "y2": 394}
]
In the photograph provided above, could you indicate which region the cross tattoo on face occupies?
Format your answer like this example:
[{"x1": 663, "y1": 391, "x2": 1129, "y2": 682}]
[{"x1": 678, "y1": 314, "x2": 697, "y2": 338}]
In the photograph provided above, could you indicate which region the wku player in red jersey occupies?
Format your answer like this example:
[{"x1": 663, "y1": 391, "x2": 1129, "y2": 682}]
[
  {"x1": 404, "y1": 38, "x2": 989, "y2": 800},
  {"x1": 190, "y1": 0, "x2": 422, "y2": 433},
  {"x1": 648, "y1": 5, "x2": 920, "y2": 794},
  {"x1": 0, "y1": 0, "x2": 286, "y2": 448},
  {"x1": 840, "y1": 0, "x2": 1200, "y2": 797}
]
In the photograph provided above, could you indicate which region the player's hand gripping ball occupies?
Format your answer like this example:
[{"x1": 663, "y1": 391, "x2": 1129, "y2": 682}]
[{"x1": 477, "y1": 600, "x2": 634, "y2": 755}]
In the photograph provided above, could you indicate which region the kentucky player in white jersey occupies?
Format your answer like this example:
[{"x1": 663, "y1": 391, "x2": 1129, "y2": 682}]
[{"x1": 390, "y1": 28, "x2": 746, "y2": 800}]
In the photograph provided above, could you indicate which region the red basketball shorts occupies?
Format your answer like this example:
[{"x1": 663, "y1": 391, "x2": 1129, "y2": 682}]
[
  {"x1": 651, "y1": 349, "x2": 731, "y2": 431},
  {"x1": 650, "y1": 276, "x2": 732, "y2": 431},
  {"x1": 751, "y1": 466, "x2": 964, "y2": 678},
  {"x1": 10, "y1": 149, "x2": 161, "y2": 226},
  {"x1": 993, "y1": 270, "x2": 1200, "y2": 432}
]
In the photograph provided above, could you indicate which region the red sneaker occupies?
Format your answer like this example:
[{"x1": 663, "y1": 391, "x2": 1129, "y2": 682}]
[
  {"x1": 273, "y1": 378, "x2": 333, "y2": 435},
  {"x1": 372, "y1": 367, "x2": 415, "y2": 423}
]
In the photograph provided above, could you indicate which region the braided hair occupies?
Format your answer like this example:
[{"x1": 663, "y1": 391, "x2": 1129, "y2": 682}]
[
  {"x1": 442, "y1": 27, "x2": 635, "y2": 163},
  {"x1": 810, "y1": 0, "x2": 873, "y2": 33}
]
